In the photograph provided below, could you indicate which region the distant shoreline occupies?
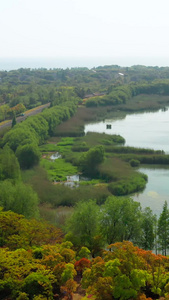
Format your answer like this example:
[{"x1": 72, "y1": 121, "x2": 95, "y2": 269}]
[{"x1": 1, "y1": 56, "x2": 169, "y2": 71}]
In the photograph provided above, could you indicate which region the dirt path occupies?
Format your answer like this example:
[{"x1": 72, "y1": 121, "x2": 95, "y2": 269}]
[
  {"x1": 72, "y1": 283, "x2": 86, "y2": 300},
  {"x1": 72, "y1": 294, "x2": 84, "y2": 300}
]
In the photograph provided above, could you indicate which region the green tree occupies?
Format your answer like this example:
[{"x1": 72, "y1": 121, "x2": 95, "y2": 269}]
[
  {"x1": 141, "y1": 207, "x2": 156, "y2": 250},
  {"x1": 12, "y1": 113, "x2": 17, "y2": 127},
  {"x1": 25, "y1": 115, "x2": 49, "y2": 144},
  {"x1": 79, "y1": 145, "x2": 105, "y2": 177},
  {"x1": 23, "y1": 273, "x2": 53, "y2": 300},
  {"x1": 0, "y1": 145, "x2": 21, "y2": 182},
  {"x1": 0, "y1": 104, "x2": 9, "y2": 121},
  {"x1": 16, "y1": 143, "x2": 41, "y2": 169},
  {"x1": 3, "y1": 126, "x2": 38, "y2": 152},
  {"x1": 158, "y1": 201, "x2": 169, "y2": 255},
  {"x1": 66, "y1": 200, "x2": 101, "y2": 254},
  {"x1": 99, "y1": 196, "x2": 142, "y2": 245},
  {"x1": 0, "y1": 181, "x2": 39, "y2": 218}
]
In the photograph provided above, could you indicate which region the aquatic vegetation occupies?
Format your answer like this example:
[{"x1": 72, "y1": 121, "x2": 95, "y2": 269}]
[{"x1": 40, "y1": 158, "x2": 78, "y2": 182}]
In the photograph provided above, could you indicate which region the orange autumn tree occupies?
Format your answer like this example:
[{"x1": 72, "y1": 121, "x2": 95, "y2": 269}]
[
  {"x1": 75, "y1": 258, "x2": 91, "y2": 277},
  {"x1": 82, "y1": 241, "x2": 169, "y2": 300}
]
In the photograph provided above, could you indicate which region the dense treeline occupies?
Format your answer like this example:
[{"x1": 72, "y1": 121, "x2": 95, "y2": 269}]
[
  {"x1": 85, "y1": 79, "x2": 169, "y2": 107},
  {"x1": 65, "y1": 198, "x2": 169, "y2": 257},
  {"x1": 0, "y1": 95, "x2": 79, "y2": 220},
  {"x1": 2, "y1": 65, "x2": 169, "y2": 88},
  {"x1": 65, "y1": 197, "x2": 155, "y2": 253},
  {"x1": 2, "y1": 100, "x2": 77, "y2": 168},
  {"x1": 0, "y1": 145, "x2": 39, "y2": 218},
  {"x1": 1, "y1": 65, "x2": 169, "y2": 117}
]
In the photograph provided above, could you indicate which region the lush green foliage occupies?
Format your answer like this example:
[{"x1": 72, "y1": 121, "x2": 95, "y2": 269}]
[
  {"x1": 65, "y1": 196, "x2": 156, "y2": 252},
  {"x1": 0, "y1": 145, "x2": 21, "y2": 182},
  {"x1": 0, "y1": 145, "x2": 40, "y2": 217},
  {"x1": 40, "y1": 158, "x2": 78, "y2": 182},
  {"x1": 141, "y1": 207, "x2": 156, "y2": 251},
  {"x1": 16, "y1": 143, "x2": 41, "y2": 169},
  {"x1": 2, "y1": 101, "x2": 77, "y2": 170},
  {"x1": 129, "y1": 158, "x2": 140, "y2": 167},
  {"x1": 85, "y1": 79, "x2": 169, "y2": 107},
  {"x1": 158, "y1": 201, "x2": 169, "y2": 256},
  {"x1": 0, "y1": 181, "x2": 39, "y2": 218},
  {"x1": 39, "y1": 143, "x2": 59, "y2": 152},
  {"x1": 108, "y1": 172, "x2": 147, "y2": 196},
  {"x1": 65, "y1": 200, "x2": 102, "y2": 255},
  {"x1": 79, "y1": 145, "x2": 105, "y2": 177},
  {"x1": 99, "y1": 197, "x2": 142, "y2": 245}
]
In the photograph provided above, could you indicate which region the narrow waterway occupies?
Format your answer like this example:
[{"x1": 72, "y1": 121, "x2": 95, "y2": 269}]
[{"x1": 85, "y1": 108, "x2": 169, "y2": 216}]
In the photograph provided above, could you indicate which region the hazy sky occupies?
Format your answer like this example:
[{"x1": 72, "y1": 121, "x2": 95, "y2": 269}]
[{"x1": 1, "y1": 0, "x2": 169, "y2": 67}]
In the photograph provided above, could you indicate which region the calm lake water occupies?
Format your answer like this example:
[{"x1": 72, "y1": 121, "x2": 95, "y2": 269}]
[{"x1": 85, "y1": 108, "x2": 169, "y2": 216}]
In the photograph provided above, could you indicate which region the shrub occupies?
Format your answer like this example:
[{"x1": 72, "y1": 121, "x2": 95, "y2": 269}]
[
  {"x1": 129, "y1": 159, "x2": 140, "y2": 167},
  {"x1": 108, "y1": 173, "x2": 147, "y2": 196}
]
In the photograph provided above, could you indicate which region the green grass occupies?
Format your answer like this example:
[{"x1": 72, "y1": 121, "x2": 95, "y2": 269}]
[
  {"x1": 39, "y1": 138, "x2": 74, "y2": 152},
  {"x1": 57, "y1": 137, "x2": 75, "y2": 146},
  {"x1": 77, "y1": 132, "x2": 125, "y2": 147},
  {"x1": 40, "y1": 158, "x2": 78, "y2": 181},
  {"x1": 79, "y1": 179, "x2": 104, "y2": 186},
  {"x1": 39, "y1": 143, "x2": 59, "y2": 152}
]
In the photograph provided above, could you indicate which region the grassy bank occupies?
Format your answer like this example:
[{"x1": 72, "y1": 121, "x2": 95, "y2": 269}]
[
  {"x1": 53, "y1": 106, "x2": 119, "y2": 137},
  {"x1": 22, "y1": 165, "x2": 111, "y2": 208}
]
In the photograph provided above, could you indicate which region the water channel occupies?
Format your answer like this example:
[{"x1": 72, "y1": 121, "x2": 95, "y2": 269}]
[{"x1": 85, "y1": 108, "x2": 169, "y2": 216}]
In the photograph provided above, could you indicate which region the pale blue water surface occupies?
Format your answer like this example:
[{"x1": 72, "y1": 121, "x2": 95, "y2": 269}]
[{"x1": 85, "y1": 108, "x2": 169, "y2": 216}]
